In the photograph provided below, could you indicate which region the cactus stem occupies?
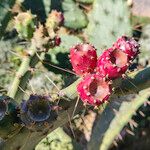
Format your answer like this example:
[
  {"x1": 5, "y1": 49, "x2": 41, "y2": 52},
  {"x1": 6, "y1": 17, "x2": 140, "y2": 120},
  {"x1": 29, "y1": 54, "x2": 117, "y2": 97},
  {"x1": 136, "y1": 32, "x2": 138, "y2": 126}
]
[{"x1": 7, "y1": 45, "x2": 40, "y2": 103}]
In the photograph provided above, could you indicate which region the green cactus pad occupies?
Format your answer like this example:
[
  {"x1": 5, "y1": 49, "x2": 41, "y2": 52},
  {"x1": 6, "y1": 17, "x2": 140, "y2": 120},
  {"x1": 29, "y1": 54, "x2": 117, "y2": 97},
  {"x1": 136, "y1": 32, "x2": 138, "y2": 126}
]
[{"x1": 62, "y1": 0, "x2": 88, "y2": 29}]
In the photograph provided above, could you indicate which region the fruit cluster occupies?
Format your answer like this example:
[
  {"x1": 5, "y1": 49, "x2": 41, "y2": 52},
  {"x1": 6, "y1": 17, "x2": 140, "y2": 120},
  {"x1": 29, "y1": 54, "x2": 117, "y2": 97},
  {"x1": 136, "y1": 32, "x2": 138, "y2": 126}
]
[{"x1": 69, "y1": 36, "x2": 140, "y2": 106}]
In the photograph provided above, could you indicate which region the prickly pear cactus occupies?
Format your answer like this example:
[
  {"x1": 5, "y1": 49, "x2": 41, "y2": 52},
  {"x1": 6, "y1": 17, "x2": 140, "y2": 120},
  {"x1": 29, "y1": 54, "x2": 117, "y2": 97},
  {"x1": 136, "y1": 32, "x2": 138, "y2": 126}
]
[
  {"x1": 85, "y1": 0, "x2": 131, "y2": 54},
  {"x1": 0, "y1": 0, "x2": 150, "y2": 150}
]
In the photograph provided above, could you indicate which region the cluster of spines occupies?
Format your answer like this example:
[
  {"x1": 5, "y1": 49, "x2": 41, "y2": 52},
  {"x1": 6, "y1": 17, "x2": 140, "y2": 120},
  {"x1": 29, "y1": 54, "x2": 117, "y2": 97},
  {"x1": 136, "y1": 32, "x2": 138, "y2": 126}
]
[{"x1": 69, "y1": 36, "x2": 140, "y2": 106}]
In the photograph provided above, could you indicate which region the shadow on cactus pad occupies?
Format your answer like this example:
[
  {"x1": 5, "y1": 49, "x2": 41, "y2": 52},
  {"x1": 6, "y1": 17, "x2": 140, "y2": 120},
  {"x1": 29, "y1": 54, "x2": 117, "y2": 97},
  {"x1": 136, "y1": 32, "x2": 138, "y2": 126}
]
[
  {"x1": 43, "y1": 52, "x2": 72, "y2": 75},
  {"x1": 43, "y1": 34, "x2": 82, "y2": 75},
  {"x1": 22, "y1": 0, "x2": 50, "y2": 22}
]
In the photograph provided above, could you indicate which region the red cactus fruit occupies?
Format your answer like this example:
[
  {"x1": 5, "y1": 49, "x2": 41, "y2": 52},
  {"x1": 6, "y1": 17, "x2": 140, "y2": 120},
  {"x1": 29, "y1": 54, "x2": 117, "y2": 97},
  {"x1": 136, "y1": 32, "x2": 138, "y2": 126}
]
[
  {"x1": 113, "y1": 36, "x2": 140, "y2": 60},
  {"x1": 77, "y1": 74, "x2": 112, "y2": 106},
  {"x1": 54, "y1": 36, "x2": 61, "y2": 46},
  {"x1": 69, "y1": 43, "x2": 97, "y2": 76},
  {"x1": 97, "y1": 48, "x2": 129, "y2": 79}
]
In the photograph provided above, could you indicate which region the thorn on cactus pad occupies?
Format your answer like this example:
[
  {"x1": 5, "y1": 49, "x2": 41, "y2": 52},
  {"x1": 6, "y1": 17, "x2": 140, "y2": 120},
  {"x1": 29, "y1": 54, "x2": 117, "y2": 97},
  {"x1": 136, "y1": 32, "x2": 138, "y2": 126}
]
[
  {"x1": 129, "y1": 119, "x2": 138, "y2": 128},
  {"x1": 126, "y1": 129, "x2": 135, "y2": 136},
  {"x1": 113, "y1": 140, "x2": 118, "y2": 147},
  {"x1": 117, "y1": 134, "x2": 123, "y2": 141},
  {"x1": 113, "y1": 108, "x2": 118, "y2": 115},
  {"x1": 77, "y1": 74, "x2": 112, "y2": 106},
  {"x1": 138, "y1": 111, "x2": 145, "y2": 117},
  {"x1": 129, "y1": 122, "x2": 134, "y2": 131}
]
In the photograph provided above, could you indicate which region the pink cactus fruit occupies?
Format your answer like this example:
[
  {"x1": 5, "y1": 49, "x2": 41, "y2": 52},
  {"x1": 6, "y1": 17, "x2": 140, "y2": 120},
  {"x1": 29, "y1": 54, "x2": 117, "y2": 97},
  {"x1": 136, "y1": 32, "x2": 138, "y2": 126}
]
[
  {"x1": 69, "y1": 43, "x2": 97, "y2": 76},
  {"x1": 113, "y1": 36, "x2": 140, "y2": 60},
  {"x1": 97, "y1": 48, "x2": 129, "y2": 79},
  {"x1": 77, "y1": 74, "x2": 112, "y2": 106}
]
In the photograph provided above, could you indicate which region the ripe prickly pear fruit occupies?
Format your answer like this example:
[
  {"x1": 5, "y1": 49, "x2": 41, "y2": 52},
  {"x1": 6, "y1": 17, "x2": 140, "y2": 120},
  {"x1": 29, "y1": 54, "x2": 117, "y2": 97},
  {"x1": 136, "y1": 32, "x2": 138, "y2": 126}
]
[
  {"x1": 77, "y1": 74, "x2": 112, "y2": 106},
  {"x1": 113, "y1": 36, "x2": 140, "y2": 60},
  {"x1": 69, "y1": 43, "x2": 97, "y2": 76},
  {"x1": 97, "y1": 48, "x2": 129, "y2": 79}
]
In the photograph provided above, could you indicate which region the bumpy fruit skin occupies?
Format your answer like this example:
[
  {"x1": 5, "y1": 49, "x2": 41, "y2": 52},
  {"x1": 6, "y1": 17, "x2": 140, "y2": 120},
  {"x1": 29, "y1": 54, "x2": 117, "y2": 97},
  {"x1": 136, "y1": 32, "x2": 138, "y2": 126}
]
[
  {"x1": 97, "y1": 48, "x2": 129, "y2": 79},
  {"x1": 113, "y1": 36, "x2": 140, "y2": 60},
  {"x1": 70, "y1": 43, "x2": 97, "y2": 76},
  {"x1": 77, "y1": 74, "x2": 112, "y2": 106}
]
